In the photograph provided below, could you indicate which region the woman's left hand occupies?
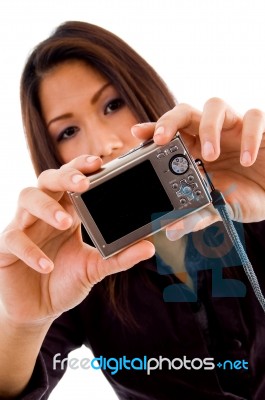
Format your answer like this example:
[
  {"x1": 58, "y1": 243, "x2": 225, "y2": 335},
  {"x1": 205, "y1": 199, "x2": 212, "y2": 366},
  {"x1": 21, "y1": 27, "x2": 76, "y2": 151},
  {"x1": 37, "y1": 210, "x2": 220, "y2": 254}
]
[{"x1": 131, "y1": 98, "x2": 265, "y2": 240}]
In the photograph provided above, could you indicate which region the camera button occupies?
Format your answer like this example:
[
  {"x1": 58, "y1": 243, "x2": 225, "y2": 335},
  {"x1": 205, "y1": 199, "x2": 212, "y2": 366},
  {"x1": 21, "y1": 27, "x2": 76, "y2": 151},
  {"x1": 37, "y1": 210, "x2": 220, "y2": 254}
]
[
  {"x1": 157, "y1": 152, "x2": 166, "y2": 159},
  {"x1": 177, "y1": 180, "x2": 195, "y2": 201},
  {"x1": 118, "y1": 148, "x2": 137, "y2": 158},
  {"x1": 182, "y1": 186, "x2": 193, "y2": 196},
  {"x1": 180, "y1": 198, "x2": 187, "y2": 205}
]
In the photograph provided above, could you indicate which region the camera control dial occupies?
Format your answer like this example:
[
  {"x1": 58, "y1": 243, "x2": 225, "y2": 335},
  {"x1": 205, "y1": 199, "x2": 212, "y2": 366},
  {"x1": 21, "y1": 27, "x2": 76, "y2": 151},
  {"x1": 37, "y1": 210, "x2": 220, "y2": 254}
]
[{"x1": 169, "y1": 155, "x2": 189, "y2": 175}]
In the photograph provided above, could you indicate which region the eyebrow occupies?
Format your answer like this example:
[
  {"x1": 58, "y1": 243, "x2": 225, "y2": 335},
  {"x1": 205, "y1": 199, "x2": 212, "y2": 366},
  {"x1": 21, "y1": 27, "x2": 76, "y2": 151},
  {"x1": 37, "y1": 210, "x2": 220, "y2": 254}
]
[
  {"x1": 47, "y1": 82, "x2": 111, "y2": 128},
  {"x1": 91, "y1": 82, "x2": 111, "y2": 104}
]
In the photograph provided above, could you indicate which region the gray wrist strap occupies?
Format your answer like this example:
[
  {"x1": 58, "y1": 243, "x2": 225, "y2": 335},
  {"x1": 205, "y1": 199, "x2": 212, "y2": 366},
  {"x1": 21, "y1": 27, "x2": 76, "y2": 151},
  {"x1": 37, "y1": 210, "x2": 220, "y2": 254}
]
[
  {"x1": 197, "y1": 159, "x2": 265, "y2": 312},
  {"x1": 212, "y1": 190, "x2": 265, "y2": 312}
]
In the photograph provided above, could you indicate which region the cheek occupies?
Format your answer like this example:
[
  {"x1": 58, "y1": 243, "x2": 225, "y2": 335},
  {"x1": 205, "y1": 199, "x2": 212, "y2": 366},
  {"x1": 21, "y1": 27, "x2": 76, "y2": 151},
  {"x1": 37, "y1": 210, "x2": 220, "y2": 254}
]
[
  {"x1": 57, "y1": 142, "x2": 89, "y2": 164},
  {"x1": 128, "y1": 135, "x2": 142, "y2": 148},
  {"x1": 118, "y1": 114, "x2": 141, "y2": 146}
]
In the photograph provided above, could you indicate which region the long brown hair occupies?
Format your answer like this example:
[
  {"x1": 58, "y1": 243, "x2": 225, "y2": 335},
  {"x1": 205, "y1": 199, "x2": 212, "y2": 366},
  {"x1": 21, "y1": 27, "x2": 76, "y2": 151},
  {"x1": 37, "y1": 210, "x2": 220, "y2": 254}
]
[{"x1": 20, "y1": 21, "x2": 176, "y2": 323}]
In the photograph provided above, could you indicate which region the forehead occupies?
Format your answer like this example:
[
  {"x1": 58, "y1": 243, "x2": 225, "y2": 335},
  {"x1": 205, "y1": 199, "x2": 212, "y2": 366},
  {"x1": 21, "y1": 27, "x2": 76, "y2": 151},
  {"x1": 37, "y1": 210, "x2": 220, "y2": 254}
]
[
  {"x1": 39, "y1": 60, "x2": 108, "y2": 116},
  {"x1": 40, "y1": 59, "x2": 107, "y2": 94}
]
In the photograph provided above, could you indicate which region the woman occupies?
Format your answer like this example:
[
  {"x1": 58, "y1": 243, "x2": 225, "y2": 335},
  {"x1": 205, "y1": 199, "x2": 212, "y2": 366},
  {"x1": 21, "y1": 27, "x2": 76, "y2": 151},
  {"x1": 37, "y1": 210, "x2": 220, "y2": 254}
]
[{"x1": 0, "y1": 21, "x2": 265, "y2": 399}]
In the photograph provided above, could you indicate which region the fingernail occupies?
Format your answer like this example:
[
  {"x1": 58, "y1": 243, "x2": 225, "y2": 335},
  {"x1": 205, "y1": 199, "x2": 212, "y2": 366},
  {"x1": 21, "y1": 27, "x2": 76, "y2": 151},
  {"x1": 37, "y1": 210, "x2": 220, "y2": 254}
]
[
  {"x1": 131, "y1": 123, "x2": 153, "y2": 136},
  {"x1": 55, "y1": 210, "x2": 71, "y2": 223},
  {"x1": 131, "y1": 126, "x2": 138, "y2": 137},
  {"x1": 166, "y1": 230, "x2": 183, "y2": 241},
  {"x1": 72, "y1": 174, "x2": 87, "y2": 184},
  {"x1": 39, "y1": 258, "x2": 53, "y2": 271},
  {"x1": 154, "y1": 126, "x2": 165, "y2": 136},
  {"x1": 203, "y1": 141, "x2": 215, "y2": 159},
  {"x1": 133, "y1": 122, "x2": 152, "y2": 127},
  {"x1": 241, "y1": 150, "x2": 252, "y2": 166},
  {"x1": 86, "y1": 156, "x2": 100, "y2": 164}
]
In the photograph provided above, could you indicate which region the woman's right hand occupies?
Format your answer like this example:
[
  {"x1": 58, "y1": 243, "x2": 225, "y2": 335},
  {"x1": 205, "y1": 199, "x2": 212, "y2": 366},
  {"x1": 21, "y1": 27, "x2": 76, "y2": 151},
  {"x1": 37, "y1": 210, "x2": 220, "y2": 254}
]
[{"x1": 0, "y1": 155, "x2": 155, "y2": 328}]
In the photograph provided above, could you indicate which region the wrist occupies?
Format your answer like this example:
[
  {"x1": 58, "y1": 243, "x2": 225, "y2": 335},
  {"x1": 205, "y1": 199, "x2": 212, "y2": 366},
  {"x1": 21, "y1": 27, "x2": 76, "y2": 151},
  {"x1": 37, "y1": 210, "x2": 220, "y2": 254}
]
[
  {"x1": 0, "y1": 312, "x2": 55, "y2": 338},
  {"x1": 0, "y1": 314, "x2": 53, "y2": 398}
]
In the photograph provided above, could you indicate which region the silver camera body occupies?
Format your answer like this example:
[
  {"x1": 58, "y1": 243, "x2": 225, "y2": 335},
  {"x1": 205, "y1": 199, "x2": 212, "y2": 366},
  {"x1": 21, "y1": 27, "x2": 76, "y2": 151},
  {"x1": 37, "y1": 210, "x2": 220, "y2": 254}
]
[{"x1": 69, "y1": 133, "x2": 212, "y2": 258}]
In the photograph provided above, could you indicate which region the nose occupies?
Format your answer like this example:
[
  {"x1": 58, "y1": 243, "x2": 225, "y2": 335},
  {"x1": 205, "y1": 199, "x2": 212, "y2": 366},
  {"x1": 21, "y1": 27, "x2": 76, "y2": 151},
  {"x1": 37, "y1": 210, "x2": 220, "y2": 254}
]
[{"x1": 89, "y1": 130, "x2": 123, "y2": 159}]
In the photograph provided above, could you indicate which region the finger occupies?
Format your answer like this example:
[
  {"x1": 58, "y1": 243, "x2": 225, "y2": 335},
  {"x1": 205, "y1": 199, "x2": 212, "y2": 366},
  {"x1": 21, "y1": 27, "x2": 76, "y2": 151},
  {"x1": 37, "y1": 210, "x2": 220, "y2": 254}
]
[
  {"x1": 38, "y1": 155, "x2": 102, "y2": 194},
  {"x1": 60, "y1": 154, "x2": 102, "y2": 175},
  {"x1": 154, "y1": 104, "x2": 202, "y2": 145},
  {"x1": 112, "y1": 240, "x2": 155, "y2": 272},
  {"x1": 131, "y1": 122, "x2": 156, "y2": 140},
  {"x1": 165, "y1": 206, "x2": 220, "y2": 241},
  {"x1": 131, "y1": 104, "x2": 201, "y2": 145},
  {"x1": 1, "y1": 229, "x2": 54, "y2": 273},
  {"x1": 240, "y1": 108, "x2": 265, "y2": 166},
  {"x1": 200, "y1": 98, "x2": 239, "y2": 161},
  {"x1": 17, "y1": 187, "x2": 73, "y2": 230},
  {"x1": 15, "y1": 155, "x2": 102, "y2": 231},
  {"x1": 86, "y1": 240, "x2": 155, "y2": 285}
]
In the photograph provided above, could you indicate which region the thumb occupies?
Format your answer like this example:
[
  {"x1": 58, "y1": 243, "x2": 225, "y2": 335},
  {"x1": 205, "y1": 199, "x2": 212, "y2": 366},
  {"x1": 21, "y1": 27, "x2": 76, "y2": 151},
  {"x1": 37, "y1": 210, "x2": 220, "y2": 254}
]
[
  {"x1": 86, "y1": 240, "x2": 155, "y2": 285},
  {"x1": 165, "y1": 206, "x2": 220, "y2": 241}
]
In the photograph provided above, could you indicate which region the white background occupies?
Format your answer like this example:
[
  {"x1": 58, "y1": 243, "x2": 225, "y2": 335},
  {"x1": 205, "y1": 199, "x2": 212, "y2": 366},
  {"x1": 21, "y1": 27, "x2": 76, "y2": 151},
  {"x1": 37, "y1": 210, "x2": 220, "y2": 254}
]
[{"x1": 1, "y1": 0, "x2": 265, "y2": 398}]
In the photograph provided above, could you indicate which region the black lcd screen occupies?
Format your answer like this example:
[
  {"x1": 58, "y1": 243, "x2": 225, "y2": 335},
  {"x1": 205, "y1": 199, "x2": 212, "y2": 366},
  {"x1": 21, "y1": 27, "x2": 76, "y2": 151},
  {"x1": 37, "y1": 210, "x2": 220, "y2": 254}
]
[{"x1": 81, "y1": 160, "x2": 173, "y2": 243}]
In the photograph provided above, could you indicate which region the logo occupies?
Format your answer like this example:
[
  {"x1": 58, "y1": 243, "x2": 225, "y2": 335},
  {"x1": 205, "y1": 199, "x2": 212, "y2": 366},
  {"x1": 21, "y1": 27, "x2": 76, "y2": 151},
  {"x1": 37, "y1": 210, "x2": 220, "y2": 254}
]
[{"x1": 52, "y1": 354, "x2": 248, "y2": 375}]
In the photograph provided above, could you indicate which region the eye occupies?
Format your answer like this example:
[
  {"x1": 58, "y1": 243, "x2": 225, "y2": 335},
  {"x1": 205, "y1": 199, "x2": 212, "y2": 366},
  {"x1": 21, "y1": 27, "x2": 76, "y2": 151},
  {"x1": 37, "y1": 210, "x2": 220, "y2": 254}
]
[
  {"x1": 104, "y1": 98, "x2": 125, "y2": 115},
  {"x1": 57, "y1": 126, "x2": 79, "y2": 142}
]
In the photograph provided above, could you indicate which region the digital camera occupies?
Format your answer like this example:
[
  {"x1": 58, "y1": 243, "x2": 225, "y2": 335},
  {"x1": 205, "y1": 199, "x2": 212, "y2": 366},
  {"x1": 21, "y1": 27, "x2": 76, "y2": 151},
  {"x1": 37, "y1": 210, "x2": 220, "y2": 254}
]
[{"x1": 69, "y1": 133, "x2": 212, "y2": 258}]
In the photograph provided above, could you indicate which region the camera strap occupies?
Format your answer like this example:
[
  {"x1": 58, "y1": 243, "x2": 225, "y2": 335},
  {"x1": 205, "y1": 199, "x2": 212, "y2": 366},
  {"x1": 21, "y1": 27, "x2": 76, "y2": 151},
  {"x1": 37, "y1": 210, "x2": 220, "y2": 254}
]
[{"x1": 196, "y1": 159, "x2": 265, "y2": 312}]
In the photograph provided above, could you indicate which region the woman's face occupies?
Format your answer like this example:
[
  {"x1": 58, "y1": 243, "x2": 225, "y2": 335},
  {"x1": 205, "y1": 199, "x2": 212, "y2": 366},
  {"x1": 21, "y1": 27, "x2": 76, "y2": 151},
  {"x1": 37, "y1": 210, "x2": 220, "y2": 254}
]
[{"x1": 39, "y1": 60, "x2": 141, "y2": 164}]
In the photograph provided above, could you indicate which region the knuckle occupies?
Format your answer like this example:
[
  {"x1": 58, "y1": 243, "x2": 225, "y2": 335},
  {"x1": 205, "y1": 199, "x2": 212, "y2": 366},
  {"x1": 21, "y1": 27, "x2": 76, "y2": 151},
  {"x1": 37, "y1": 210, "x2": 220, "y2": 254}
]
[
  {"x1": 158, "y1": 104, "x2": 194, "y2": 126},
  {"x1": 37, "y1": 168, "x2": 57, "y2": 187},
  {"x1": 172, "y1": 103, "x2": 193, "y2": 116},
  {"x1": 3, "y1": 228, "x2": 20, "y2": 249},
  {"x1": 18, "y1": 187, "x2": 37, "y2": 203},
  {"x1": 4, "y1": 229, "x2": 39, "y2": 262},
  {"x1": 174, "y1": 103, "x2": 193, "y2": 118},
  {"x1": 156, "y1": 109, "x2": 172, "y2": 123},
  {"x1": 23, "y1": 243, "x2": 38, "y2": 261},
  {"x1": 200, "y1": 120, "x2": 216, "y2": 133},
  {"x1": 205, "y1": 97, "x2": 225, "y2": 108},
  {"x1": 38, "y1": 169, "x2": 49, "y2": 182},
  {"x1": 59, "y1": 162, "x2": 71, "y2": 172},
  {"x1": 41, "y1": 198, "x2": 58, "y2": 215},
  {"x1": 175, "y1": 102, "x2": 191, "y2": 110},
  {"x1": 245, "y1": 108, "x2": 264, "y2": 120}
]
